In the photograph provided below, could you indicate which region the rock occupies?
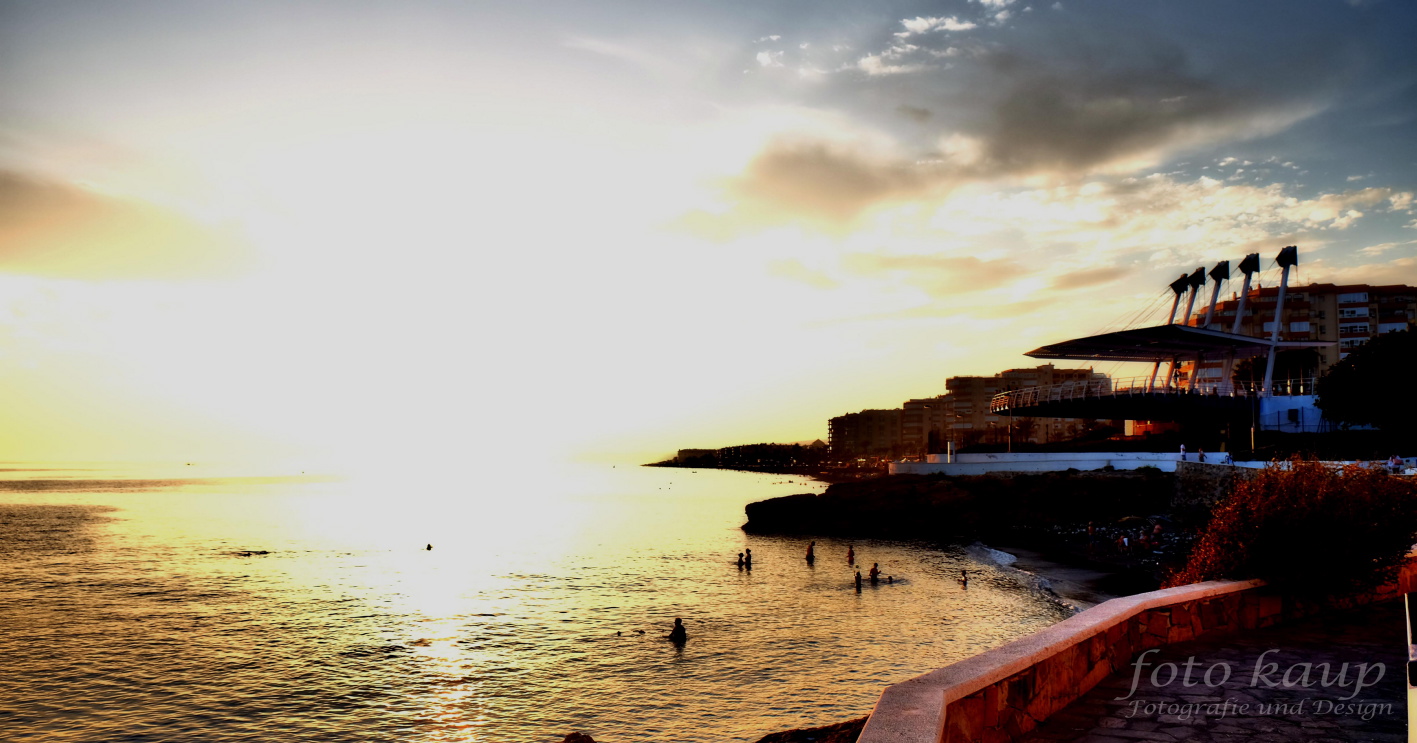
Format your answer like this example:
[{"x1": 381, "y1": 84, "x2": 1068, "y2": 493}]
[
  {"x1": 561, "y1": 733, "x2": 596, "y2": 743},
  {"x1": 753, "y1": 716, "x2": 868, "y2": 743}
]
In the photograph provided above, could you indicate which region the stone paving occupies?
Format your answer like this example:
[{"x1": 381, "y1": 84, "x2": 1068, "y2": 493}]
[{"x1": 1019, "y1": 599, "x2": 1408, "y2": 743}]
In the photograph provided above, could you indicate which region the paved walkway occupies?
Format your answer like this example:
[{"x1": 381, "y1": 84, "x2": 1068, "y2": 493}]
[{"x1": 1020, "y1": 599, "x2": 1408, "y2": 743}]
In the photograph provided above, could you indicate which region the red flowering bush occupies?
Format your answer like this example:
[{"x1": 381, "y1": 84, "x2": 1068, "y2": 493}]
[{"x1": 1164, "y1": 459, "x2": 1417, "y2": 593}]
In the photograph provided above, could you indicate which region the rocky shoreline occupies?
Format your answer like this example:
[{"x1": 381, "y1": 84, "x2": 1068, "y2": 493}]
[{"x1": 743, "y1": 469, "x2": 1196, "y2": 587}]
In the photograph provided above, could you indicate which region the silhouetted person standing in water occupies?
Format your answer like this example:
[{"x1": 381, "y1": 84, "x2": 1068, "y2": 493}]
[
  {"x1": 869, "y1": 563, "x2": 880, "y2": 585},
  {"x1": 959, "y1": 570, "x2": 969, "y2": 588},
  {"x1": 744, "y1": 548, "x2": 752, "y2": 569},
  {"x1": 667, "y1": 618, "x2": 687, "y2": 644},
  {"x1": 846, "y1": 545, "x2": 855, "y2": 565},
  {"x1": 805, "y1": 541, "x2": 815, "y2": 564},
  {"x1": 736, "y1": 552, "x2": 745, "y2": 568},
  {"x1": 854, "y1": 571, "x2": 863, "y2": 592}
]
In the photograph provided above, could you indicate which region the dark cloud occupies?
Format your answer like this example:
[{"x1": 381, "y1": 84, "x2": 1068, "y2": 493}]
[
  {"x1": 896, "y1": 104, "x2": 932, "y2": 123},
  {"x1": 721, "y1": 142, "x2": 931, "y2": 229},
  {"x1": 697, "y1": 13, "x2": 1353, "y2": 234},
  {"x1": 973, "y1": 52, "x2": 1290, "y2": 175},
  {"x1": 0, "y1": 171, "x2": 252, "y2": 279}
]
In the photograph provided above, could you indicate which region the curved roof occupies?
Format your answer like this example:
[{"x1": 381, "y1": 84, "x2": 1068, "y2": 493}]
[{"x1": 1024, "y1": 324, "x2": 1331, "y2": 363}]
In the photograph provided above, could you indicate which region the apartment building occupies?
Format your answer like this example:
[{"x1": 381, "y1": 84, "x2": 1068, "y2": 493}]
[
  {"x1": 1186, "y1": 283, "x2": 1417, "y2": 383},
  {"x1": 827, "y1": 408, "x2": 903, "y2": 460},
  {"x1": 945, "y1": 364, "x2": 1111, "y2": 446},
  {"x1": 901, "y1": 397, "x2": 949, "y2": 457}
]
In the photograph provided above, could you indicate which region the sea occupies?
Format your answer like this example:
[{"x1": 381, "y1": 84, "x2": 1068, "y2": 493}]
[{"x1": 0, "y1": 462, "x2": 1076, "y2": 743}]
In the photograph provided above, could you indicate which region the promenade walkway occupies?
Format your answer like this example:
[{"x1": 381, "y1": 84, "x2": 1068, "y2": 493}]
[{"x1": 1019, "y1": 599, "x2": 1407, "y2": 743}]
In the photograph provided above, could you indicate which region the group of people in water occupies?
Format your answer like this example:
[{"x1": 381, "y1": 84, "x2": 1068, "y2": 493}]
[
  {"x1": 748, "y1": 540, "x2": 933, "y2": 593},
  {"x1": 666, "y1": 541, "x2": 973, "y2": 644}
]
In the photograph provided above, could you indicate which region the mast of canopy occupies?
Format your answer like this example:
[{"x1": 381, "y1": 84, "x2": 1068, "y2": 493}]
[
  {"x1": 1203, "y1": 261, "x2": 1229, "y2": 328},
  {"x1": 1261, "y1": 246, "x2": 1299, "y2": 396},
  {"x1": 1148, "y1": 273, "x2": 1192, "y2": 392},
  {"x1": 1165, "y1": 268, "x2": 1206, "y2": 389},
  {"x1": 1194, "y1": 261, "x2": 1230, "y2": 392},
  {"x1": 1222, "y1": 253, "x2": 1262, "y2": 390}
]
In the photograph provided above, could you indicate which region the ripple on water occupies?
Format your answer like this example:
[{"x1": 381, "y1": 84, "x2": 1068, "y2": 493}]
[{"x1": 0, "y1": 469, "x2": 1072, "y2": 743}]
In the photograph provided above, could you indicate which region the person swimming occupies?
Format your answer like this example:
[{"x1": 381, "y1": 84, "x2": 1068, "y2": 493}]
[
  {"x1": 868, "y1": 563, "x2": 880, "y2": 584},
  {"x1": 667, "y1": 618, "x2": 687, "y2": 644}
]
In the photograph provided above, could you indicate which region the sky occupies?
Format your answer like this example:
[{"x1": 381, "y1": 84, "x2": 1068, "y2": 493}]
[{"x1": 1, "y1": 0, "x2": 1415, "y2": 470}]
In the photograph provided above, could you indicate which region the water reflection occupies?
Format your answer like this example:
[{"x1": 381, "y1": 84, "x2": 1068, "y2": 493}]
[{"x1": 0, "y1": 464, "x2": 1071, "y2": 742}]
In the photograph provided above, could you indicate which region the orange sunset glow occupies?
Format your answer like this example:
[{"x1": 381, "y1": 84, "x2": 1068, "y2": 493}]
[{"x1": 3, "y1": 2, "x2": 1412, "y2": 472}]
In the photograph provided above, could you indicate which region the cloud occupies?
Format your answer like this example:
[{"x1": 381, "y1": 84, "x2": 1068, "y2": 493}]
[
  {"x1": 1357, "y1": 240, "x2": 1416, "y2": 257},
  {"x1": 857, "y1": 54, "x2": 926, "y2": 76},
  {"x1": 897, "y1": 16, "x2": 977, "y2": 37},
  {"x1": 1051, "y1": 266, "x2": 1133, "y2": 290},
  {"x1": 0, "y1": 170, "x2": 251, "y2": 279},
  {"x1": 844, "y1": 253, "x2": 1025, "y2": 296},
  {"x1": 897, "y1": 105, "x2": 933, "y2": 123},
  {"x1": 968, "y1": 51, "x2": 1322, "y2": 178},
  {"x1": 757, "y1": 50, "x2": 785, "y2": 67},
  {"x1": 719, "y1": 141, "x2": 931, "y2": 229},
  {"x1": 1279, "y1": 187, "x2": 1402, "y2": 229},
  {"x1": 563, "y1": 37, "x2": 663, "y2": 70},
  {"x1": 1308, "y1": 256, "x2": 1417, "y2": 287},
  {"x1": 705, "y1": 40, "x2": 1332, "y2": 230},
  {"x1": 769, "y1": 259, "x2": 838, "y2": 288}
]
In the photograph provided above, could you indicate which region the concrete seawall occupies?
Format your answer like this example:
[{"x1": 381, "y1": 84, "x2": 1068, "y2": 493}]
[{"x1": 856, "y1": 556, "x2": 1417, "y2": 743}]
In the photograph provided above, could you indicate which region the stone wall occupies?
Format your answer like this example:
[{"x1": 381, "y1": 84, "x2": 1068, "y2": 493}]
[
  {"x1": 1172, "y1": 461, "x2": 1259, "y2": 515},
  {"x1": 941, "y1": 588, "x2": 1281, "y2": 743},
  {"x1": 856, "y1": 556, "x2": 1417, "y2": 743}
]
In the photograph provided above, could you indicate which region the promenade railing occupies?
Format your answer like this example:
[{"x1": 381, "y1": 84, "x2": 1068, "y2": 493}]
[{"x1": 990, "y1": 376, "x2": 1317, "y2": 414}]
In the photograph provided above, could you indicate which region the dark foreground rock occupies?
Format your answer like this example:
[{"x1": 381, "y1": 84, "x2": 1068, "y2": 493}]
[
  {"x1": 560, "y1": 733, "x2": 595, "y2": 743},
  {"x1": 753, "y1": 716, "x2": 868, "y2": 743},
  {"x1": 744, "y1": 469, "x2": 1175, "y2": 538}
]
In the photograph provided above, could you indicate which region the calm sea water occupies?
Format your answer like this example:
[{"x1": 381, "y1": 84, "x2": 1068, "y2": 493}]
[{"x1": 0, "y1": 463, "x2": 1072, "y2": 742}]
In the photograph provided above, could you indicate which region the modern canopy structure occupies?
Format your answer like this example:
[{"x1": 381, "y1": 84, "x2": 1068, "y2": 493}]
[{"x1": 992, "y1": 247, "x2": 1329, "y2": 422}]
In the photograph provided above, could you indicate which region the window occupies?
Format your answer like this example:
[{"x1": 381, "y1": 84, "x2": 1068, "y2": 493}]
[
  {"x1": 1340, "y1": 338, "x2": 1367, "y2": 349},
  {"x1": 1289, "y1": 321, "x2": 1311, "y2": 332},
  {"x1": 1378, "y1": 322, "x2": 1407, "y2": 333},
  {"x1": 1339, "y1": 323, "x2": 1370, "y2": 334},
  {"x1": 1316, "y1": 310, "x2": 1326, "y2": 319},
  {"x1": 1339, "y1": 307, "x2": 1369, "y2": 318},
  {"x1": 1338, "y1": 292, "x2": 1369, "y2": 303}
]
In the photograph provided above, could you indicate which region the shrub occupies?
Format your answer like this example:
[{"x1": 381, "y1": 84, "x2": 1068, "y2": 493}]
[{"x1": 1164, "y1": 459, "x2": 1417, "y2": 594}]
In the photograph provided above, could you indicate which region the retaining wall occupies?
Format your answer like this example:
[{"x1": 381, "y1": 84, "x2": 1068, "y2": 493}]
[{"x1": 857, "y1": 557, "x2": 1417, "y2": 743}]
